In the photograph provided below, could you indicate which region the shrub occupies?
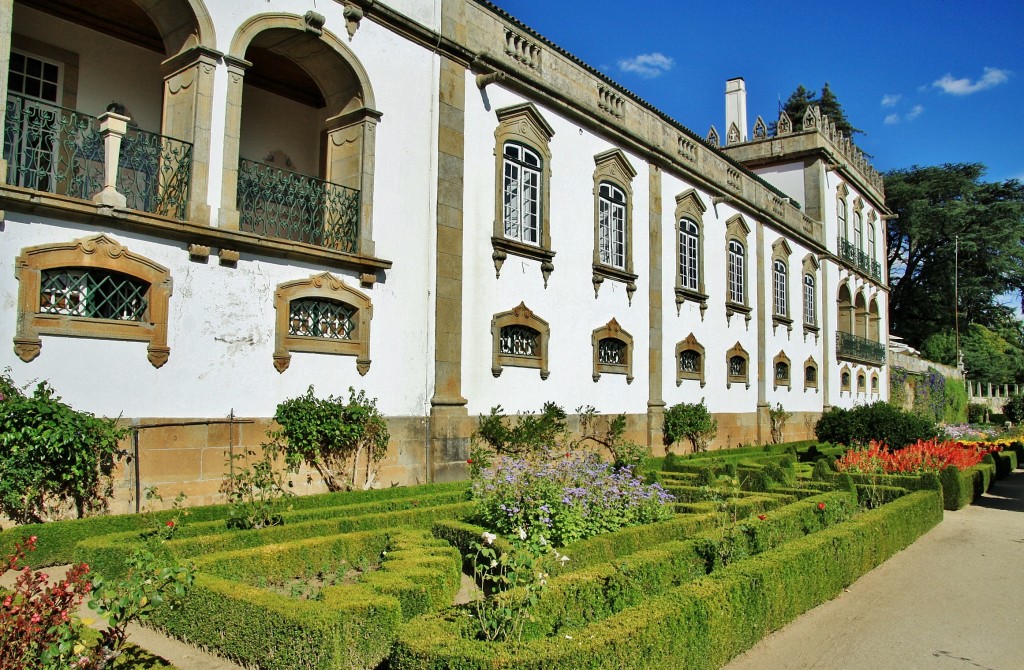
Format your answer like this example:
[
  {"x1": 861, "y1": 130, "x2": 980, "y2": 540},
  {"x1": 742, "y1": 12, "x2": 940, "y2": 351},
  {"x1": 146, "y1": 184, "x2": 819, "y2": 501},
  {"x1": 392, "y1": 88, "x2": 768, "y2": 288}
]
[
  {"x1": 663, "y1": 401, "x2": 718, "y2": 453},
  {"x1": 471, "y1": 450, "x2": 674, "y2": 546},
  {"x1": 272, "y1": 386, "x2": 389, "y2": 491},
  {"x1": 0, "y1": 372, "x2": 127, "y2": 523},
  {"x1": 1002, "y1": 395, "x2": 1024, "y2": 424},
  {"x1": 967, "y1": 403, "x2": 988, "y2": 423},
  {"x1": 943, "y1": 377, "x2": 968, "y2": 423},
  {"x1": 814, "y1": 401, "x2": 937, "y2": 448},
  {"x1": 220, "y1": 448, "x2": 293, "y2": 530},
  {"x1": 768, "y1": 403, "x2": 792, "y2": 444}
]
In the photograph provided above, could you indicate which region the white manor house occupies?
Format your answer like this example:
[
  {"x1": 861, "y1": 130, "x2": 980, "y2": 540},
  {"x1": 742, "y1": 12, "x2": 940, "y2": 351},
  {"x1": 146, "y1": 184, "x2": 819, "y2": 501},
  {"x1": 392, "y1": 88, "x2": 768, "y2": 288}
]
[{"x1": 0, "y1": 0, "x2": 889, "y2": 507}]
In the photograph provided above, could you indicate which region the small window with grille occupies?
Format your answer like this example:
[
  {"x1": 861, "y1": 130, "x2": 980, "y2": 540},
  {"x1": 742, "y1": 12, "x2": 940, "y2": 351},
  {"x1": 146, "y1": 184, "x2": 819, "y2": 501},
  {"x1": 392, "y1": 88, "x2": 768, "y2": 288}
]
[
  {"x1": 491, "y1": 302, "x2": 550, "y2": 379},
  {"x1": 288, "y1": 298, "x2": 355, "y2": 340},
  {"x1": 499, "y1": 324, "x2": 540, "y2": 358},
  {"x1": 675, "y1": 334, "x2": 705, "y2": 387},
  {"x1": 805, "y1": 363, "x2": 818, "y2": 388},
  {"x1": 593, "y1": 322, "x2": 633, "y2": 383},
  {"x1": 775, "y1": 361, "x2": 790, "y2": 384},
  {"x1": 841, "y1": 370, "x2": 851, "y2": 391},
  {"x1": 858, "y1": 373, "x2": 866, "y2": 391},
  {"x1": 729, "y1": 354, "x2": 747, "y2": 385}
]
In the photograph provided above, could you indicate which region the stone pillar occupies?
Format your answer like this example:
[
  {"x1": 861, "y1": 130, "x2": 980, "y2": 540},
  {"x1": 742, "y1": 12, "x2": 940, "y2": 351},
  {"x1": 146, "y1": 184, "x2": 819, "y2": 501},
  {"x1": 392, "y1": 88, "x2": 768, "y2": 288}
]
[
  {"x1": 755, "y1": 219, "x2": 768, "y2": 443},
  {"x1": 93, "y1": 112, "x2": 131, "y2": 208},
  {"x1": 646, "y1": 164, "x2": 665, "y2": 452},
  {"x1": 324, "y1": 107, "x2": 381, "y2": 256},
  {"x1": 217, "y1": 55, "x2": 250, "y2": 230},
  {"x1": 0, "y1": 0, "x2": 12, "y2": 178},
  {"x1": 428, "y1": 49, "x2": 470, "y2": 482},
  {"x1": 820, "y1": 257, "x2": 832, "y2": 411},
  {"x1": 161, "y1": 45, "x2": 221, "y2": 225}
]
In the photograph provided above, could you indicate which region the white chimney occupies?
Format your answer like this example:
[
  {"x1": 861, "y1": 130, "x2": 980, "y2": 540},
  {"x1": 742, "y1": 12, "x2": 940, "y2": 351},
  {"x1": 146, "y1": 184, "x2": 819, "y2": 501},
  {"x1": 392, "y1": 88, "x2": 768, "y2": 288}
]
[{"x1": 725, "y1": 77, "x2": 747, "y2": 143}]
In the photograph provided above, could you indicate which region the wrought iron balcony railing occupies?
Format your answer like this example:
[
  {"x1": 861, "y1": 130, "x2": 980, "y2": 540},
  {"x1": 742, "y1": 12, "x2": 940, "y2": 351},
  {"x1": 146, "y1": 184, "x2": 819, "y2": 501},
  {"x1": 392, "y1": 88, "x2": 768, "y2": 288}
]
[
  {"x1": 237, "y1": 158, "x2": 360, "y2": 253},
  {"x1": 836, "y1": 330, "x2": 886, "y2": 366},
  {"x1": 4, "y1": 93, "x2": 192, "y2": 219},
  {"x1": 837, "y1": 236, "x2": 884, "y2": 283}
]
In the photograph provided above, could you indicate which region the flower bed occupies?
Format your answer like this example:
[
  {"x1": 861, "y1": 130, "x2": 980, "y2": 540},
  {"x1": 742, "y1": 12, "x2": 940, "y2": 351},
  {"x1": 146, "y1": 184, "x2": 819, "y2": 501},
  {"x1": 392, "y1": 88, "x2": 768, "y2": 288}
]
[{"x1": 836, "y1": 438, "x2": 996, "y2": 475}]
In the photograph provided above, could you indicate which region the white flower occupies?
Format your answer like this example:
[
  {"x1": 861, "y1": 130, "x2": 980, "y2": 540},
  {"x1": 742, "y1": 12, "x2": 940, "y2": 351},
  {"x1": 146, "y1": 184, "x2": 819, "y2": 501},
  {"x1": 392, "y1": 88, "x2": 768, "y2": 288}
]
[
  {"x1": 517, "y1": 527, "x2": 527, "y2": 541},
  {"x1": 565, "y1": 634, "x2": 573, "y2": 640},
  {"x1": 559, "y1": 555, "x2": 570, "y2": 564},
  {"x1": 538, "y1": 535, "x2": 547, "y2": 546},
  {"x1": 490, "y1": 559, "x2": 498, "y2": 568},
  {"x1": 482, "y1": 531, "x2": 497, "y2": 545}
]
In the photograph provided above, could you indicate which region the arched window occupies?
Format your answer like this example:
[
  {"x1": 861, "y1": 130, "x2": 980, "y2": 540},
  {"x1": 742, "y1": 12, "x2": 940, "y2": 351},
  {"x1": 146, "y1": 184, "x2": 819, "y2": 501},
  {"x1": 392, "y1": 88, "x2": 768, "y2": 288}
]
[
  {"x1": 503, "y1": 142, "x2": 542, "y2": 245},
  {"x1": 728, "y1": 240, "x2": 745, "y2": 304},
  {"x1": 274, "y1": 273, "x2": 373, "y2": 374},
  {"x1": 597, "y1": 181, "x2": 627, "y2": 269},
  {"x1": 853, "y1": 210, "x2": 863, "y2": 251},
  {"x1": 774, "y1": 351, "x2": 791, "y2": 390},
  {"x1": 491, "y1": 302, "x2": 550, "y2": 379},
  {"x1": 857, "y1": 372, "x2": 866, "y2": 392},
  {"x1": 867, "y1": 221, "x2": 877, "y2": 262},
  {"x1": 726, "y1": 343, "x2": 749, "y2": 389},
  {"x1": 14, "y1": 234, "x2": 172, "y2": 368},
  {"x1": 773, "y1": 260, "x2": 788, "y2": 317},
  {"x1": 803, "y1": 274, "x2": 816, "y2": 326},
  {"x1": 841, "y1": 367, "x2": 852, "y2": 392},
  {"x1": 680, "y1": 219, "x2": 700, "y2": 291},
  {"x1": 871, "y1": 374, "x2": 879, "y2": 394},
  {"x1": 804, "y1": 358, "x2": 818, "y2": 390},
  {"x1": 837, "y1": 194, "x2": 848, "y2": 240}
]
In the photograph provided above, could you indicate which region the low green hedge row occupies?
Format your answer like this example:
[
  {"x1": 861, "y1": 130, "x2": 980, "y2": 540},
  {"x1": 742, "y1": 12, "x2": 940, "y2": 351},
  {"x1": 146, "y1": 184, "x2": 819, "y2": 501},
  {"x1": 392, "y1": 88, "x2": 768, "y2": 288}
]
[
  {"x1": 855, "y1": 485, "x2": 910, "y2": 508},
  {"x1": 673, "y1": 493, "x2": 793, "y2": 517},
  {"x1": 151, "y1": 529, "x2": 459, "y2": 670},
  {"x1": 390, "y1": 489, "x2": 943, "y2": 669},
  {"x1": 991, "y1": 449, "x2": 1017, "y2": 478},
  {"x1": 497, "y1": 491, "x2": 858, "y2": 642},
  {"x1": 1001, "y1": 441, "x2": 1024, "y2": 466},
  {"x1": 78, "y1": 501, "x2": 476, "y2": 579},
  {"x1": 813, "y1": 460, "x2": 995, "y2": 510},
  {"x1": 0, "y1": 481, "x2": 469, "y2": 567}
]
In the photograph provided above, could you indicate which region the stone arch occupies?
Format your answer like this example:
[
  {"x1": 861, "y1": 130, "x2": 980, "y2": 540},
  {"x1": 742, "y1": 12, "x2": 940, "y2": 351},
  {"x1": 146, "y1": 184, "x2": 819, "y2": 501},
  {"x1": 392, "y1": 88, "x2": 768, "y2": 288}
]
[
  {"x1": 837, "y1": 281, "x2": 854, "y2": 334},
  {"x1": 137, "y1": 0, "x2": 217, "y2": 54},
  {"x1": 220, "y1": 13, "x2": 381, "y2": 254},
  {"x1": 868, "y1": 296, "x2": 882, "y2": 342},
  {"x1": 854, "y1": 290, "x2": 869, "y2": 338}
]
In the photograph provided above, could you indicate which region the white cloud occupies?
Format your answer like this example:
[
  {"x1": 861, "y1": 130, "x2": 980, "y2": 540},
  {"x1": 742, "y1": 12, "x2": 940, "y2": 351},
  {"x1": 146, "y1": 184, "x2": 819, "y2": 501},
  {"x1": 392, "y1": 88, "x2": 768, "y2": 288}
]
[
  {"x1": 881, "y1": 94, "x2": 901, "y2": 107},
  {"x1": 884, "y1": 113, "x2": 901, "y2": 125},
  {"x1": 905, "y1": 104, "x2": 925, "y2": 120},
  {"x1": 933, "y1": 67, "x2": 1011, "y2": 95},
  {"x1": 618, "y1": 52, "x2": 674, "y2": 79}
]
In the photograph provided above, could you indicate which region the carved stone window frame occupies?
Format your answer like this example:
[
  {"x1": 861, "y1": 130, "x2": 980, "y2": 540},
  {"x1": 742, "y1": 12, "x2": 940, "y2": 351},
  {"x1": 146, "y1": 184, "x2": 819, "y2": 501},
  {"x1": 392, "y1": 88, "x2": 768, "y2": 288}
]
[
  {"x1": 674, "y1": 189, "x2": 708, "y2": 318},
  {"x1": 675, "y1": 333, "x2": 706, "y2": 387},
  {"x1": 771, "y1": 238, "x2": 793, "y2": 332},
  {"x1": 871, "y1": 373, "x2": 879, "y2": 395},
  {"x1": 867, "y1": 210, "x2": 878, "y2": 264},
  {"x1": 592, "y1": 318, "x2": 633, "y2": 384},
  {"x1": 773, "y1": 350, "x2": 792, "y2": 390},
  {"x1": 592, "y1": 149, "x2": 638, "y2": 303},
  {"x1": 840, "y1": 365, "x2": 852, "y2": 393},
  {"x1": 725, "y1": 214, "x2": 751, "y2": 325},
  {"x1": 804, "y1": 356, "x2": 819, "y2": 391},
  {"x1": 492, "y1": 103, "x2": 556, "y2": 286},
  {"x1": 273, "y1": 272, "x2": 373, "y2": 375},
  {"x1": 491, "y1": 302, "x2": 550, "y2": 379},
  {"x1": 726, "y1": 342, "x2": 750, "y2": 389},
  {"x1": 14, "y1": 234, "x2": 172, "y2": 368},
  {"x1": 802, "y1": 253, "x2": 820, "y2": 338},
  {"x1": 857, "y1": 371, "x2": 867, "y2": 393}
]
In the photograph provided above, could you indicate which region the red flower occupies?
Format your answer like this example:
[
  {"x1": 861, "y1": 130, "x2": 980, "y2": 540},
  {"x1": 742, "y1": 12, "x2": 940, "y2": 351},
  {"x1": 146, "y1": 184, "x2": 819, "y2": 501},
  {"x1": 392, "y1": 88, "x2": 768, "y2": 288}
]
[
  {"x1": 165, "y1": 520, "x2": 175, "y2": 528},
  {"x1": 466, "y1": 458, "x2": 473, "y2": 464},
  {"x1": 565, "y1": 452, "x2": 570, "y2": 458},
  {"x1": 757, "y1": 514, "x2": 767, "y2": 521},
  {"x1": 817, "y1": 502, "x2": 826, "y2": 510}
]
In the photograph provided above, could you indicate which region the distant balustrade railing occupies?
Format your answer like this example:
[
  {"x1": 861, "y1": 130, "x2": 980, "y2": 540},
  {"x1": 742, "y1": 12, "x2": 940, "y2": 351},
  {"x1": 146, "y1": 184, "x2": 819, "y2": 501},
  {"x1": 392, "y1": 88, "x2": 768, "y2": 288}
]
[
  {"x1": 236, "y1": 158, "x2": 360, "y2": 253},
  {"x1": 4, "y1": 93, "x2": 192, "y2": 219},
  {"x1": 838, "y1": 236, "x2": 884, "y2": 283},
  {"x1": 836, "y1": 330, "x2": 886, "y2": 366}
]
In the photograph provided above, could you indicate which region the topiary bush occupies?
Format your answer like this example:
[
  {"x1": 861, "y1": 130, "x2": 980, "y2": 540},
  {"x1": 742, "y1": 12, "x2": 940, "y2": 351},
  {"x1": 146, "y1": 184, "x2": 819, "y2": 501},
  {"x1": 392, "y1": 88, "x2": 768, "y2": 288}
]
[
  {"x1": 967, "y1": 402, "x2": 988, "y2": 424},
  {"x1": 1001, "y1": 395, "x2": 1024, "y2": 424},
  {"x1": 814, "y1": 401, "x2": 937, "y2": 448}
]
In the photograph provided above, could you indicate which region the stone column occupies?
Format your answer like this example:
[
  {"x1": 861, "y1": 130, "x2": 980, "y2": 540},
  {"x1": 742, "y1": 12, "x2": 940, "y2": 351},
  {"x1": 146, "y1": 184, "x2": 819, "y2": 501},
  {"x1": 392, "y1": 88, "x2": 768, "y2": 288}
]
[
  {"x1": 646, "y1": 164, "x2": 665, "y2": 452},
  {"x1": 217, "y1": 55, "x2": 250, "y2": 230},
  {"x1": 93, "y1": 112, "x2": 131, "y2": 208},
  {"x1": 428, "y1": 51, "x2": 471, "y2": 482},
  {"x1": 0, "y1": 0, "x2": 12, "y2": 178},
  {"x1": 821, "y1": 257, "x2": 832, "y2": 411},
  {"x1": 161, "y1": 45, "x2": 221, "y2": 225},
  {"x1": 755, "y1": 219, "x2": 768, "y2": 443}
]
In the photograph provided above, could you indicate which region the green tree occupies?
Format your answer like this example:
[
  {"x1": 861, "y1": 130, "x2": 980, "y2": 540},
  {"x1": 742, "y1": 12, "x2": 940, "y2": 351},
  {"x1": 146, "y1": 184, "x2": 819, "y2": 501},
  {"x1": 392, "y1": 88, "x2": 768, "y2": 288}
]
[
  {"x1": 663, "y1": 401, "x2": 717, "y2": 453},
  {"x1": 771, "y1": 82, "x2": 862, "y2": 136},
  {"x1": 885, "y1": 164, "x2": 1024, "y2": 378}
]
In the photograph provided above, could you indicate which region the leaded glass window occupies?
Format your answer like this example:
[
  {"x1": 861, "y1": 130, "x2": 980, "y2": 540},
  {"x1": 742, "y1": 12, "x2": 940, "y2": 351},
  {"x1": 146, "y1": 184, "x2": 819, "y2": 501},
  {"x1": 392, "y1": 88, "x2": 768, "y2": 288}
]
[
  {"x1": 503, "y1": 142, "x2": 541, "y2": 245},
  {"x1": 288, "y1": 298, "x2": 355, "y2": 339},
  {"x1": 729, "y1": 355, "x2": 746, "y2": 378},
  {"x1": 803, "y1": 273, "x2": 816, "y2": 325},
  {"x1": 679, "y1": 349, "x2": 700, "y2": 373},
  {"x1": 679, "y1": 219, "x2": 699, "y2": 291},
  {"x1": 598, "y1": 337, "x2": 626, "y2": 365},
  {"x1": 728, "y1": 240, "x2": 745, "y2": 304},
  {"x1": 39, "y1": 268, "x2": 148, "y2": 321},
  {"x1": 499, "y1": 325, "x2": 539, "y2": 357},
  {"x1": 773, "y1": 260, "x2": 787, "y2": 316},
  {"x1": 775, "y1": 361, "x2": 790, "y2": 383},
  {"x1": 598, "y1": 182, "x2": 627, "y2": 269},
  {"x1": 805, "y1": 365, "x2": 817, "y2": 384}
]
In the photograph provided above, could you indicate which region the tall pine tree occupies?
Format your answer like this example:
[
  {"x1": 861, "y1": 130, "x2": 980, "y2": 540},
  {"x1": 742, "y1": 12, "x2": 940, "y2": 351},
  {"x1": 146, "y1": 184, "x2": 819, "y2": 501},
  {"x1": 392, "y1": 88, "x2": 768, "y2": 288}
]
[{"x1": 771, "y1": 82, "x2": 862, "y2": 136}]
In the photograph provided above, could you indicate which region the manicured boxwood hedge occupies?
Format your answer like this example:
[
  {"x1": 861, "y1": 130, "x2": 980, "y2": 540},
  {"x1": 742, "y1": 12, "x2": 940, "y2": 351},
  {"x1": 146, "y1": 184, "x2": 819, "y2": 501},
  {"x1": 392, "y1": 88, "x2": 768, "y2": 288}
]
[
  {"x1": 390, "y1": 489, "x2": 943, "y2": 669},
  {"x1": 0, "y1": 481, "x2": 469, "y2": 567}
]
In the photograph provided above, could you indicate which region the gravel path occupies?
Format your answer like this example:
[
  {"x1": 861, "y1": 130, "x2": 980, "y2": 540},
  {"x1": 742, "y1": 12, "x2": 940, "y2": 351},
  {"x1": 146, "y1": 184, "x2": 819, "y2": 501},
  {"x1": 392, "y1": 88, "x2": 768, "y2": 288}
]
[{"x1": 725, "y1": 468, "x2": 1024, "y2": 670}]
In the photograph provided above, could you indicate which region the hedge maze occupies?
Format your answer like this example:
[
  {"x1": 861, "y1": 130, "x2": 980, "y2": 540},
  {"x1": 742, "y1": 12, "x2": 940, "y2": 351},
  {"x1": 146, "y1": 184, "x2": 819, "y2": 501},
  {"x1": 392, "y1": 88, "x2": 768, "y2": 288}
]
[{"x1": 2, "y1": 440, "x2": 1018, "y2": 670}]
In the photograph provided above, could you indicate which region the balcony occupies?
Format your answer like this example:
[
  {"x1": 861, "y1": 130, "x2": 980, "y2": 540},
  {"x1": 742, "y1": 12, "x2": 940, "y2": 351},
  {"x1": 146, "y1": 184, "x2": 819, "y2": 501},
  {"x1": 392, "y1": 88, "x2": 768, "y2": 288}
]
[
  {"x1": 836, "y1": 330, "x2": 886, "y2": 366},
  {"x1": 4, "y1": 94, "x2": 192, "y2": 219},
  {"x1": 838, "y1": 236, "x2": 883, "y2": 283},
  {"x1": 236, "y1": 158, "x2": 360, "y2": 253}
]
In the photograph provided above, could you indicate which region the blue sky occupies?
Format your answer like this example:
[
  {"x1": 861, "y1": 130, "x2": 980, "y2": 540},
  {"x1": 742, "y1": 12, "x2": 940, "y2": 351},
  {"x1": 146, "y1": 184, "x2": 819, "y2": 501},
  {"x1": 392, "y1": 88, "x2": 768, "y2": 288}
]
[{"x1": 489, "y1": 0, "x2": 1024, "y2": 183}]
